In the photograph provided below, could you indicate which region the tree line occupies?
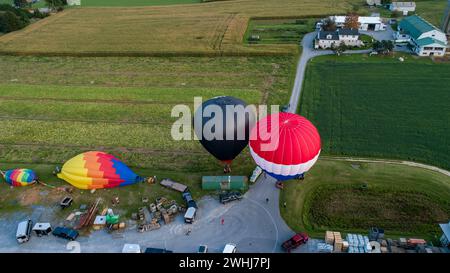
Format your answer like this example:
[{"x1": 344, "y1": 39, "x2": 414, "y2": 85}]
[{"x1": 0, "y1": 1, "x2": 69, "y2": 34}]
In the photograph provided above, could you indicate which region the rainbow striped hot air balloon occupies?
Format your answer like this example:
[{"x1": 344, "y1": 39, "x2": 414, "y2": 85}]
[
  {"x1": 57, "y1": 151, "x2": 144, "y2": 190},
  {"x1": 3, "y1": 169, "x2": 37, "y2": 187}
]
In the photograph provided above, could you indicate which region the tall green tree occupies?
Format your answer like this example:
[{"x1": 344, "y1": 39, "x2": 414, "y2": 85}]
[
  {"x1": 45, "y1": 0, "x2": 66, "y2": 10},
  {"x1": 0, "y1": 11, "x2": 24, "y2": 33}
]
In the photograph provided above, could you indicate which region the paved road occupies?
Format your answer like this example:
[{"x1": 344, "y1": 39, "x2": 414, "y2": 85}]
[{"x1": 288, "y1": 31, "x2": 371, "y2": 112}]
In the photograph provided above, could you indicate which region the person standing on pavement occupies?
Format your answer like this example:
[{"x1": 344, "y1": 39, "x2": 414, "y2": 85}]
[{"x1": 221, "y1": 218, "x2": 224, "y2": 225}]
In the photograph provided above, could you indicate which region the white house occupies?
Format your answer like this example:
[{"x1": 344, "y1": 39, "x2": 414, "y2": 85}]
[
  {"x1": 396, "y1": 15, "x2": 448, "y2": 56},
  {"x1": 315, "y1": 29, "x2": 362, "y2": 49},
  {"x1": 389, "y1": 2, "x2": 416, "y2": 16},
  {"x1": 330, "y1": 15, "x2": 386, "y2": 31}
]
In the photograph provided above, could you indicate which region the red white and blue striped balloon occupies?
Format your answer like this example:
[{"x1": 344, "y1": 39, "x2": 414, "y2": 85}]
[{"x1": 249, "y1": 112, "x2": 321, "y2": 181}]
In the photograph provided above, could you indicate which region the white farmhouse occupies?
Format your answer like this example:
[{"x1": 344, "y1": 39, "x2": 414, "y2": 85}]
[
  {"x1": 330, "y1": 15, "x2": 386, "y2": 31},
  {"x1": 389, "y1": 2, "x2": 416, "y2": 16},
  {"x1": 315, "y1": 29, "x2": 362, "y2": 49},
  {"x1": 396, "y1": 15, "x2": 448, "y2": 56}
]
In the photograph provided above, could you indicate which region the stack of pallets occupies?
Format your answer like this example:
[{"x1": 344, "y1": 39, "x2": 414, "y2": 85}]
[{"x1": 333, "y1": 232, "x2": 343, "y2": 252}]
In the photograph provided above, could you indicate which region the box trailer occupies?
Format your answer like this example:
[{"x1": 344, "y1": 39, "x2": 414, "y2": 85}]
[{"x1": 202, "y1": 176, "x2": 248, "y2": 191}]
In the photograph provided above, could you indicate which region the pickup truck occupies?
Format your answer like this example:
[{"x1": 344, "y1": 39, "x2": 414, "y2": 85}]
[
  {"x1": 182, "y1": 192, "x2": 197, "y2": 209},
  {"x1": 282, "y1": 233, "x2": 309, "y2": 252}
]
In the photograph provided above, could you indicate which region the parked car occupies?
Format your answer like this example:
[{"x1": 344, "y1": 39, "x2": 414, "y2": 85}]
[
  {"x1": 16, "y1": 219, "x2": 33, "y2": 244},
  {"x1": 223, "y1": 243, "x2": 237, "y2": 253},
  {"x1": 281, "y1": 104, "x2": 290, "y2": 112},
  {"x1": 182, "y1": 192, "x2": 197, "y2": 208},
  {"x1": 198, "y1": 245, "x2": 208, "y2": 253},
  {"x1": 144, "y1": 247, "x2": 173, "y2": 253},
  {"x1": 249, "y1": 166, "x2": 262, "y2": 183},
  {"x1": 60, "y1": 196, "x2": 73, "y2": 209},
  {"x1": 282, "y1": 233, "x2": 309, "y2": 252},
  {"x1": 219, "y1": 191, "x2": 243, "y2": 204},
  {"x1": 184, "y1": 207, "x2": 197, "y2": 224},
  {"x1": 52, "y1": 226, "x2": 79, "y2": 241}
]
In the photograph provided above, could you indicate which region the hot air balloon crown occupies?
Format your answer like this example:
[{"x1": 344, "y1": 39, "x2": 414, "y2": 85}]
[
  {"x1": 249, "y1": 112, "x2": 321, "y2": 181},
  {"x1": 193, "y1": 96, "x2": 256, "y2": 173}
]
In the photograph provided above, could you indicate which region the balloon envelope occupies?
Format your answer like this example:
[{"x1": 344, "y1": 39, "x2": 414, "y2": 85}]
[
  {"x1": 194, "y1": 96, "x2": 255, "y2": 164},
  {"x1": 4, "y1": 169, "x2": 37, "y2": 187},
  {"x1": 249, "y1": 112, "x2": 321, "y2": 181},
  {"x1": 57, "y1": 151, "x2": 143, "y2": 189}
]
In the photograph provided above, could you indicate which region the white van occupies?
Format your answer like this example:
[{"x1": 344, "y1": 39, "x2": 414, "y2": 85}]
[
  {"x1": 16, "y1": 220, "x2": 33, "y2": 244},
  {"x1": 223, "y1": 243, "x2": 237, "y2": 253},
  {"x1": 184, "y1": 207, "x2": 196, "y2": 224}
]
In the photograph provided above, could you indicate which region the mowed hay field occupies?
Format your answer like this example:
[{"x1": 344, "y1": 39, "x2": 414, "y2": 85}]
[
  {"x1": 0, "y1": 0, "x2": 360, "y2": 55},
  {"x1": 280, "y1": 159, "x2": 450, "y2": 240},
  {"x1": 299, "y1": 54, "x2": 450, "y2": 170}
]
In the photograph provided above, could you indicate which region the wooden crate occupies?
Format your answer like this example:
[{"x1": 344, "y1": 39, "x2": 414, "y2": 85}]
[{"x1": 325, "y1": 231, "x2": 334, "y2": 244}]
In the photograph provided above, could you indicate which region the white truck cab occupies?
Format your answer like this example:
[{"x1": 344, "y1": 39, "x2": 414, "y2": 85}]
[{"x1": 184, "y1": 207, "x2": 197, "y2": 224}]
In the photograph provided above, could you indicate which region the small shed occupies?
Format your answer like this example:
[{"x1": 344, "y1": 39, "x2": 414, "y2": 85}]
[
  {"x1": 160, "y1": 179, "x2": 188, "y2": 193},
  {"x1": 202, "y1": 176, "x2": 248, "y2": 191}
]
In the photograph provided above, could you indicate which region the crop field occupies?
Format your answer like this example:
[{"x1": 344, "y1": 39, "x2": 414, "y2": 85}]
[
  {"x1": 280, "y1": 159, "x2": 450, "y2": 240},
  {"x1": 79, "y1": 0, "x2": 201, "y2": 7},
  {"x1": 0, "y1": 55, "x2": 295, "y2": 202},
  {"x1": 0, "y1": 0, "x2": 361, "y2": 55},
  {"x1": 299, "y1": 54, "x2": 450, "y2": 170}
]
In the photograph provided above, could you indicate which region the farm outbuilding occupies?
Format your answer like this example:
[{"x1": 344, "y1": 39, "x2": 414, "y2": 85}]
[
  {"x1": 396, "y1": 15, "x2": 448, "y2": 56},
  {"x1": 330, "y1": 15, "x2": 386, "y2": 31},
  {"x1": 202, "y1": 176, "x2": 248, "y2": 190}
]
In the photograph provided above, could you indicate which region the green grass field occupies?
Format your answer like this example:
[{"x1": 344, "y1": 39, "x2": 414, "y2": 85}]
[
  {"x1": 299, "y1": 54, "x2": 450, "y2": 170},
  {"x1": 280, "y1": 159, "x2": 450, "y2": 240}
]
